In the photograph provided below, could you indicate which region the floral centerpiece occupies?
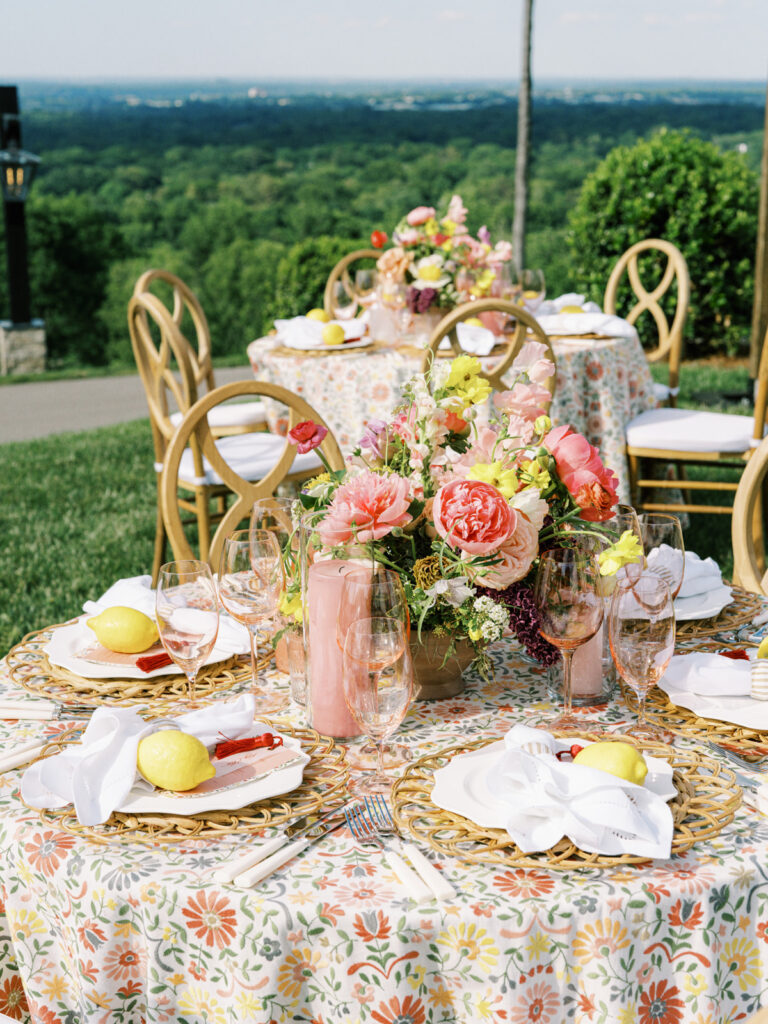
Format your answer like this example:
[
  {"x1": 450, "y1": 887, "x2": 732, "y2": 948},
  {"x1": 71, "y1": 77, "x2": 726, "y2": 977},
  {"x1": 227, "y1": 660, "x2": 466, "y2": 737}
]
[
  {"x1": 375, "y1": 194, "x2": 514, "y2": 316},
  {"x1": 286, "y1": 346, "x2": 637, "y2": 684}
]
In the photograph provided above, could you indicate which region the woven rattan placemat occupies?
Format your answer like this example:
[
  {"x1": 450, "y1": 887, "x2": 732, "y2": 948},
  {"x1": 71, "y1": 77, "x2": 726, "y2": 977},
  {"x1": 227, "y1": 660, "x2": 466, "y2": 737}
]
[
  {"x1": 392, "y1": 733, "x2": 741, "y2": 870},
  {"x1": 675, "y1": 584, "x2": 763, "y2": 640}
]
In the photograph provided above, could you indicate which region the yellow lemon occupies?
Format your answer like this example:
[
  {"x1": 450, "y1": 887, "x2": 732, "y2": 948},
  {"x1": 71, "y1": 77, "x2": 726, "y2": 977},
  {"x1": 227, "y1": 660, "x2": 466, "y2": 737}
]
[
  {"x1": 757, "y1": 637, "x2": 768, "y2": 659},
  {"x1": 137, "y1": 730, "x2": 215, "y2": 791},
  {"x1": 573, "y1": 741, "x2": 648, "y2": 786},
  {"x1": 523, "y1": 289, "x2": 540, "y2": 299},
  {"x1": 321, "y1": 323, "x2": 345, "y2": 346},
  {"x1": 560, "y1": 304, "x2": 584, "y2": 314},
  {"x1": 464, "y1": 317, "x2": 485, "y2": 327},
  {"x1": 306, "y1": 308, "x2": 330, "y2": 322},
  {"x1": 86, "y1": 606, "x2": 159, "y2": 654}
]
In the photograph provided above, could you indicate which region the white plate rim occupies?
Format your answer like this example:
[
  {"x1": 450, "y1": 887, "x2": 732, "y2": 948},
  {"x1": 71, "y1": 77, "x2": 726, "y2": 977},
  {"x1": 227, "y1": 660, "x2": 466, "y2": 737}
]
[
  {"x1": 44, "y1": 618, "x2": 233, "y2": 680},
  {"x1": 119, "y1": 732, "x2": 310, "y2": 815},
  {"x1": 281, "y1": 336, "x2": 371, "y2": 352},
  {"x1": 674, "y1": 583, "x2": 734, "y2": 621}
]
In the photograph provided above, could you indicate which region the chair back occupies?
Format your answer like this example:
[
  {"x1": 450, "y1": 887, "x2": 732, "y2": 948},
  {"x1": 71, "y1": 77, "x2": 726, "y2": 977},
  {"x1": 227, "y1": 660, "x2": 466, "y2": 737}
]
[
  {"x1": 604, "y1": 238, "x2": 690, "y2": 393},
  {"x1": 160, "y1": 380, "x2": 344, "y2": 571},
  {"x1": 732, "y1": 432, "x2": 768, "y2": 594},
  {"x1": 133, "y1": 268, "x2": 216, "y2": 395},
  {"x1": 323, "y1": 248, "x2": 381, "y2": 318},
  {"x1": 420, "y1": 298, "x2": 557, "y2": 406},
  {"x1": 128, "y1": 291, "x2": 199, "y2": 467}
]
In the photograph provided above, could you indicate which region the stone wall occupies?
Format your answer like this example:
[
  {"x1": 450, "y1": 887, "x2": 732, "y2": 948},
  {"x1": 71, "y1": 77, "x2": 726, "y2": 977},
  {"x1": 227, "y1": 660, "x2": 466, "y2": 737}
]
[{"x1": 0, "y1": 320, "x2": 45, "y2": 375}]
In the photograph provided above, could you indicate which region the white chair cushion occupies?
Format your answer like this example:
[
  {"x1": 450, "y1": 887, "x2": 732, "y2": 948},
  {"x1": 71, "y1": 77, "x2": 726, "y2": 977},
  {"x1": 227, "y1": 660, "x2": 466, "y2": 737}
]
[
  {"x1": 626, "y1": 407, "x2": 758, "y2": 454},
  {"x1": 178, "y1": 432, "x2": 321, "y2": 486},
  {"x1": 170, "y1": 400, "x2": 267, "y2": 430},
  {"x1": 651, "y1": 381, "x2": 680, "y2": 403}
]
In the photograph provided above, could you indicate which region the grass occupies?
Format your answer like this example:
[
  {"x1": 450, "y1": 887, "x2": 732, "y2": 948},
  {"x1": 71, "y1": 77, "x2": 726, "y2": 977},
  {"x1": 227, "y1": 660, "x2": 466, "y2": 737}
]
[{"x1": 0, "y1": 358, "x2": 756, "y2": 656}]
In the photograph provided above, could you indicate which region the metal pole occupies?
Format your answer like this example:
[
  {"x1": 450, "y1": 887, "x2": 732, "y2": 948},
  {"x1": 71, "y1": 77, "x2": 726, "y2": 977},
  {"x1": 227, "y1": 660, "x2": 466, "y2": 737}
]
[
  {"x1": 0, "y1": 85, "x2": 32, "y2": 326},
  {"x1": 749, "y1": 79, "x2": 768, "y2": 380}
]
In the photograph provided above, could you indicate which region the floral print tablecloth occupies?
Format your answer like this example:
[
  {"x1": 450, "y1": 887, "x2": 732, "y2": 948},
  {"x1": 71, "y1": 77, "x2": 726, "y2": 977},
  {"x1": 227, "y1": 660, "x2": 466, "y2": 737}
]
[
  {"x1": 247, "y1": 330, "x2": 656, "y2": 502},
  {"x1": 0, "y1": 639, "x2": 766, "y2": 1023}
]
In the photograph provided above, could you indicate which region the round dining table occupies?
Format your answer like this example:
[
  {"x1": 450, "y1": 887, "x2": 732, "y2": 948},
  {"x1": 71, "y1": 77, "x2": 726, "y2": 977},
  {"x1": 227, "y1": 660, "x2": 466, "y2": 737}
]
[
  {"x1": 247, "y1": 326, "x2": 657, "y2": 503},
  {"x1": 0, "y1": 620, "x2": 766, "y2": 1023}
]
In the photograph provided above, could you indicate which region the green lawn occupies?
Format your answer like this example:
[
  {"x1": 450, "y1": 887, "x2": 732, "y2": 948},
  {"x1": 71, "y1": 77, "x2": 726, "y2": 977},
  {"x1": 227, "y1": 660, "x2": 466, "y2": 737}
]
[{"x1": 0, "y1": 359, "x2": 755, "y2": 657}]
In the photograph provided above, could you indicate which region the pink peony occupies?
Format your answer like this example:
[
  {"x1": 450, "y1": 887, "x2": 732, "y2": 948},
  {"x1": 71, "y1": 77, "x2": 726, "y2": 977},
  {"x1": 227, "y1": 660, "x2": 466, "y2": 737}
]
[
  {"x1": 477, "y1": 513, "x2": 539, "y2": 589},
  {"x1": 288, "y1": 420, "x2": 328, "y2": 454},
  {"x1": 494, "y1": 382, "x2": 551, "y2": 422},
  {"x1": 396, "y1": 228, "x2": 421, "y2": 247},
  {"x1": 433, "y1": 479, "x2": 515, "y2": 555},
  {"x1": 406, "y1": 206, "x2": 436, "y2": 226},
  {"x1": 543, "y1": 425, "x2": 619, "y2": 522},
  {"x1": 318, "y1": 472, "x2": 412, "y2": 545},
  {"x1": 511, "y1": 341, "x2": 556, "y2": 385}
]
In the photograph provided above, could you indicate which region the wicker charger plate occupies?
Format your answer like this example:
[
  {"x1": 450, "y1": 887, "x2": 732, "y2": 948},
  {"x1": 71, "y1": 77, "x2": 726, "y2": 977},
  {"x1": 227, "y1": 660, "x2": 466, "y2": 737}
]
[
  {"x1": 674, "y1": 583, "x2": 763, "y2": 640},
  {"x1": 391, "y1": 733, "x2": 742, "y2": 870},
  {"x1": 5, "y1": 622, "x2": 273, "y2": 710},
  {"x1": 626, "y1": 635, "x2": 768, "y2": 758},
  {"x1": 27, "y1": 719, "x2": 349, "y2": 844}
]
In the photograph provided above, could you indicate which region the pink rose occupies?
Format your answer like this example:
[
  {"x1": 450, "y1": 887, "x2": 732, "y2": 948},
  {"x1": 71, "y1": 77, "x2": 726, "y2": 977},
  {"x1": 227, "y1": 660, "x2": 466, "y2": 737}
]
[
  {"x1": 377, "y1": 246, "x2": 411, "y2": 282},
  {"x1": 406, "y1": 206, "x2": 436, "y2": 226},
  {"x1": 478, "y1": 513, "x2": 539, "y2": 589},
  {"x1": 494, "y1": 382, "x2": 551, "y2": 421},
  {"x1": 288, "y1": 420, "x2": 328, "y2": 454},
  {"x1": 433, "y1": 479, "x2": 515, "y2": 555},
  {"x1": 543, "y1": 425, "x2": 619, "y2": 522},
  {"x1": 318, "y1": 472, "x2": 412, "y2": 545}
]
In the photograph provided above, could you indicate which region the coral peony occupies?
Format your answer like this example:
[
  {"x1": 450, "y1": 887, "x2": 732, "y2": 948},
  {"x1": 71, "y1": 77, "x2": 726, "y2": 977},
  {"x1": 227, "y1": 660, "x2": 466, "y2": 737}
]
[
  {"x1": 433, "y1": 479, "x2": 515, "y2": 555},
  {"x1": 288, "y1": 420, "x2": 328, "y2": 454},
  {"x1": 543, "y1": 425, "x2": 618, "y2": 521},
  {"x1": 317, "y1": 472, "x2": 412, "y2": 545}
]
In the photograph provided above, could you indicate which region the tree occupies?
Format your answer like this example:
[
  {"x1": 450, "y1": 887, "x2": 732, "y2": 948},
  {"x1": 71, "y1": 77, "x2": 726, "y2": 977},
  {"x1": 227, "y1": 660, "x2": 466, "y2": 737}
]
[
  {"x1": 568, "y1": 129, "x2": 759, "y2": 353},
  {"x1": 512, "y1": 0, "x2": 534, "y2": 270}
]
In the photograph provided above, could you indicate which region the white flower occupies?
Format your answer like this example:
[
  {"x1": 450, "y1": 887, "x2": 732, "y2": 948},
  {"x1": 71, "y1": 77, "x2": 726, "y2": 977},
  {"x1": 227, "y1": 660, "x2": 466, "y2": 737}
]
[
  {"x1": 425, "y1": 577, "x2": 475, "y2": 608},
  {"x1": 411, "y1": 254, "x2": 452, "y2": 291},
  {"x1": 472, "y1": 596, "x2": 509, "y2": 642},
  {"x1": 510, "y1": 487, "x2": 549, "y2": 531}
]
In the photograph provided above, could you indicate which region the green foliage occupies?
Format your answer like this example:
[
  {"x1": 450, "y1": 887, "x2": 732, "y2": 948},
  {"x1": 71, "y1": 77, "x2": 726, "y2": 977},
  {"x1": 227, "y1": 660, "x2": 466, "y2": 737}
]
[
  {"x1": 568, "y1": 129, "x2": 759, "y2": 354},
  {"x1": 273, "y1": 236, "x2": 363, "y2": 318}
]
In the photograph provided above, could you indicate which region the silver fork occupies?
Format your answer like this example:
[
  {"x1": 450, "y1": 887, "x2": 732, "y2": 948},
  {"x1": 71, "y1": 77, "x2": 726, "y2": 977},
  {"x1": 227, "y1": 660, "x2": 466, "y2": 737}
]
[
  {"x1": 706, "y1": 741, "x2": 768, "y2": 773},
  {"x1": 345, "y1": 802, "x2": 433, "y2": 903},
  {"x1": 364, "y1": 795, "x2": 457, "y2": 900}
]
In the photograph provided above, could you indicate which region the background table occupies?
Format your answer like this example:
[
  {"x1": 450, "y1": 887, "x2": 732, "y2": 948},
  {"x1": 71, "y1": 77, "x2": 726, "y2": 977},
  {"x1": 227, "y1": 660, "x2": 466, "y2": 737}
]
[
  {"x1": 0, "y1": 636, "x2": 766, "y2": 1023},
  {"x1": 247, "y1": 329, "x2": 657, "y2": 502}
]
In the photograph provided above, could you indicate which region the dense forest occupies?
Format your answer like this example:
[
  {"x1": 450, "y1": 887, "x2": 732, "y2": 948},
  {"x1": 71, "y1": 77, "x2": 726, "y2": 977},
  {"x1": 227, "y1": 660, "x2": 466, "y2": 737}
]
[{"x1": 0, "y1": 91, "x2": 764, "y2": 368}]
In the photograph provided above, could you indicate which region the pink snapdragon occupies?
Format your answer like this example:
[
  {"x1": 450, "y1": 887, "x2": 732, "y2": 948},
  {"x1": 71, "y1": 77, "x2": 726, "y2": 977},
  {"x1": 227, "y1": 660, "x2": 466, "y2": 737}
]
[
  {"x1": 494, "y1": 382, "x2": 552, "y2": 422},
  {"x1": 447, "y1": 194, "x2": 468, "y2": 225},
  {"x1": 511, "y1": 341, "x2": 556, "y2": 385}
]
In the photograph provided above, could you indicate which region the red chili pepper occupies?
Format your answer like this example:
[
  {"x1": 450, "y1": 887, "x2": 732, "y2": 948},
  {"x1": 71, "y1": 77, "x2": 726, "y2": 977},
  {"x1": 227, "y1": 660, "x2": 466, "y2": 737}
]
[{"x1": 214, "y1": 733, "x2": 283, "y2": 760}]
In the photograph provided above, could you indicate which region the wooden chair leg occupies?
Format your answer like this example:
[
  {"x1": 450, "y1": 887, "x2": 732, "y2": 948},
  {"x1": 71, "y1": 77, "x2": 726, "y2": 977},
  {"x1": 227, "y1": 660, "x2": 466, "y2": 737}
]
[
  {"x1": 196, "y1": 489, "x2": 212, "y2": 563},
  {"x1": 754, "y1": 482, "x2": 767, "y2": 579},
  {"x1": 151, "y1": 500, "x2": 167, "y2": 587},
  {"x1": 627, "y1": 453, "x2": 641, "y2": 508}
]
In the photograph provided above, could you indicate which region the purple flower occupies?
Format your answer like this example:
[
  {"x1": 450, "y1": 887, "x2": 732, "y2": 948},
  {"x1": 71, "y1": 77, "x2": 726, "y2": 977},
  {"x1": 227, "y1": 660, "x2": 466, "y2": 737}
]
[
  {"x1": 359, "y1": 418, "x2": 388, "y2": 457},
  {"x1": 407, "y1": 285, "x2": 439, "y2": 314},
  {"x1": 478, "y1": 224, "x2": 491, "y2": 246},
  {"x1": 475, "y1": 580, "x2": 560, "y2": 666}
]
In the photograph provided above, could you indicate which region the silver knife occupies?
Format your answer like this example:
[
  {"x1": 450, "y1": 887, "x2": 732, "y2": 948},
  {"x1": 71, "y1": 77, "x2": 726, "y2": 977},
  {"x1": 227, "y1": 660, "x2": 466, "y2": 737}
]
[{"x1": 234, "y1": 814, "x2": 346, "y2": 887}]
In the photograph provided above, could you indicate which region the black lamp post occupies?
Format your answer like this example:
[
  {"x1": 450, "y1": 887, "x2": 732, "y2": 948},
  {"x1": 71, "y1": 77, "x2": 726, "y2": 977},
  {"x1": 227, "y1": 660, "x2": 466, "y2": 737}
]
[{"x1": 0, "y1": 86, "x2": 40, "y2": 326}]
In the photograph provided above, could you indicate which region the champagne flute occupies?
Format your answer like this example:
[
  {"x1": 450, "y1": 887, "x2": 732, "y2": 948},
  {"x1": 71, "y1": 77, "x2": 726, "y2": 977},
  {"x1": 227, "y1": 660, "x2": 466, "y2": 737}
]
[
  {"x1": 156, "y1": 560, "x2": 219, "y2": 703},
  {"x1": 609, "y1": 572, "x2": 675, "y2": 743},
  {"x1": 638, "y1": 513, "x2": 685, "y2": 600},
  {"x1": 342, "y1": 617, "x2": 413, "y2": 795},
  {"x1": 331, "y1": 281, "x2": 357, "y2": 321},
  {"x1": 251, "y1": 496, "x2": 298, "y2": 580},
  {"x1": 355, "y1": 269, "x2": 378, "y2": 309},
  {"x1": 521, "y1": 268, "x2": 546, "y2": 312},
  {"x1": 491, "y1": 260, "x2": 521, "y2": 302},
  {"x1": 218, "y1": 529, "x2": 287, "y2": 712},
  {"x1": 378, "y1": 280, "x2": 411, "y2": 337},
  {"x1": 534, "y1": 546, "x2": 604, "y2": 730}
]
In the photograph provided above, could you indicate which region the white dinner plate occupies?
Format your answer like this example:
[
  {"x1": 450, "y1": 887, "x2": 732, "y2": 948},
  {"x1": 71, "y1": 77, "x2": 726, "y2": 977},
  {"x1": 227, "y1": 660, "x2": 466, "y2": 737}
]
[
  {"x1": 674, "y1": 582, "x2": 733, "y2": 621},
  {"x1": 120, "y1": 730, "x2": 309, "y2": 815},
  {"x1": 281, "y1": 337, "x2": 372, "y2": 352},
  {"x1": 44, "y1": 618, "x2": 234, "y2": 680},
  {"x1": 431, "y1": 739, "x2": 675, "y2": 830}
]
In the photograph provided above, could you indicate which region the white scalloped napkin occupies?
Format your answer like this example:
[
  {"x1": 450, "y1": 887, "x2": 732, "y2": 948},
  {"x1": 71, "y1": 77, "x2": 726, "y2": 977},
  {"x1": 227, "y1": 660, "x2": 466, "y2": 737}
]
[
  {"x1": 486, "y1": 725, "x2": 674, "y2": 858},
  {"x1": 661, "y1": 652, "x2": 753, "y2": 697},
  {"x1": 274, "y1": 316, "x2": 365, "y2": 349},
  {"x1": 21, "y1": 694, "x2": 258, "y2": 826}
]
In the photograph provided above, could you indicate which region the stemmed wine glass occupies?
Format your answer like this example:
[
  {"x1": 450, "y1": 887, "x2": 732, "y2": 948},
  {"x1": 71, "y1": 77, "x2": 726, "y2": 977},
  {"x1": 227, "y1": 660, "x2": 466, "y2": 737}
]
[
  {"x1": 355, "y1": 269, "x2": 378, "y2": 309},
  {"x1": 251, "y1": 496, "x2": 298, "y2": 580},
  {"x1": 218, "y1": 529, "x2": 288, "y2": 712},
  {"x1": 521, "y1": 268, "x2": 546, "y2": 312},
  {"x1": 638, "y1": 513, "x2": 685, "y2": 600},
  {"x1": 331, "y1": 281, "x2": 357, "y2": 321},
  {"x1": 342, "y1": 616, "x2": 413, "y2": 795},
  {"x1": 609, "y1": 572, "x2": 676, "y2": 743},
  {"x1": 534, "y1": 546, "x2": 604, "y2": 730},
  {"x1": 156, "y1": 560, "x2": 220, "y2": 703}
]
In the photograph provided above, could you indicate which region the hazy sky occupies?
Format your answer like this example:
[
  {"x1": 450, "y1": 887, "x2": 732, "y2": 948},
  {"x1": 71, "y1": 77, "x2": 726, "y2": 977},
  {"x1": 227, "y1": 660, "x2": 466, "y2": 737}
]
[{"x1": 4, "y1": 0, "x2": 767, "y2": 82}]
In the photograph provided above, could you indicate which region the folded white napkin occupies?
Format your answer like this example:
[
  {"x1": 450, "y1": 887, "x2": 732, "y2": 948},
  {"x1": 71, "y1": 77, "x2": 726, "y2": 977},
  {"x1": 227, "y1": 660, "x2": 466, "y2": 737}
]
[
  {"x1": 83, "y1": 576, "x2": 249, "y2": 655},
  {"x1": 676, "y1": 552, "x2": 722, "y2": 600},
  {"x1": 21, "y1": 694, "x2": 257, "y2": 826},
  {"x1": 661, "y1": 653, "x2": 752, "y2": 697},
  {"x1": 273, "y1": 317, "x2": 365, "y2": 349},
  {"x1": 486, "y1": 724, "x2": 673, "y2": 858},
  {"x1": 0, "y1": 739, "x2": 50, "y2": 773},
  {"x1": 455, "y1": 322, "x2": 496, "y2": 356}
]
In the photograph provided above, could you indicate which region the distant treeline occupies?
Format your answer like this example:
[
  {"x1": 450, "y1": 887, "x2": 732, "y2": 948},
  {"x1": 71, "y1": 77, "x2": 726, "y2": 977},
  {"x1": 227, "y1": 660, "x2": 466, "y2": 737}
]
[{"x1": 0, "y1": 98, "x2": 761, "y2": 368}]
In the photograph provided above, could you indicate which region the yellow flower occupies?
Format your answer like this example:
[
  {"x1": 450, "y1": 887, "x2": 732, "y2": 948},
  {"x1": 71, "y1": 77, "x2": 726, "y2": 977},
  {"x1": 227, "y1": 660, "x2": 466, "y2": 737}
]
[
  {"x1": 618, "y1": 1006, "x2": 637, "y2": 1024},
  {"x1": 722, "y1": 936, "x2": 762, "y2": 992},
  {"x1": 424, "y1": 217, "x2": 440, "y2": 236},
  {"x1": 467, "y1": 461, "x2": 518, "y2": 499},
  {"x1": 279, "y1": 590, "x2": 304, "y2": 623},
  {"x1": 7, "y1": 908, "x2": 47, "y2": 938},
  {"x1": 41, "y1": 974, "x2": 68, "y2": 1000},
  {"x1": 178, "y1": 986, "x2": 226, "y2": 1024},
  {"x1": 417, "y1": 263, "x2": 443, "y2": 282},
  {"x1": 468, "y1": 626, "x2": 483, "y2": 642},
  {"x1": 306, "y1": 471, "x2": 330, "y2": 489},
  {"x1": 440, "y1": 217, "x2": 457, "y2": 235},
  {"x1": 598, "y1": 530, "x2": 643, "y2": 577},
  {"x1": 407, "y1": 964, "x2": 426, "y2": 990},
  {"x1": 445, "y1": 356, "x2": 491, "y2": 406},
  {"x1": 277, "y1": 947, "x2": 326, "y2": 998},
  {"x1": 683, "y1": 972, "x2": 708, "y2": 996},
  {"x1": 520, "y1": 459, "x2": 550, "y2": 491},
  {"x1": 572, "y1": 918, "x2": 630, "y2": 964},
  {"x1": 470, "y1": 269, "x2": 496, "y2": 297},
  {"x1": 438, "y1": 923, "x2": 499, "y2": 968},
  {"x1": 526, "y1": 930, "x2": 551, "y2": 960},
  {"x1": 236, "y1": 992, "x2": 267, "y2": 1016}
]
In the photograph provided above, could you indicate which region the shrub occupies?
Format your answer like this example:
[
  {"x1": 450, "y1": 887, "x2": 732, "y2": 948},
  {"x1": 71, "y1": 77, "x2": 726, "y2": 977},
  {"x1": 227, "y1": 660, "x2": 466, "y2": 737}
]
[
  {"x1": 568, "y1": 129, "x2": 758, "y2": 354},
  {"x1": 273, "y1": 236, "x2": 365, "y2": 319}
]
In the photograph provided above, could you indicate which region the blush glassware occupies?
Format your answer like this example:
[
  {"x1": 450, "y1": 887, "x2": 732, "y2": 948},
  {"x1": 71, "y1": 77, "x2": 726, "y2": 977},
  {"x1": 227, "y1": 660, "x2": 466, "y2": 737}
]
[
  {"x1": 534, "y1": 546, "x2": 604, "y2": 730},
  {"x1": 156, "y1": 559, "x2": 220, "y2": 703},
  {"x1": 218, "y1": 529, "x2": 287, "y2": 712},
  {"x1": 609, "y1": 572, "x2": 676, "y2": 743},
  {"x1": 638, "y1": 513, "x2": 685, "y2": 599},
  {"x1": 331, "y1": 280, "x2": 357, "y2": 321},
  {"x1": 342, "y1": 616, "x2": 413, "y2": 795},
  {"x1": 521, "y1": 268, "x2": 546, "y2": 312}
]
